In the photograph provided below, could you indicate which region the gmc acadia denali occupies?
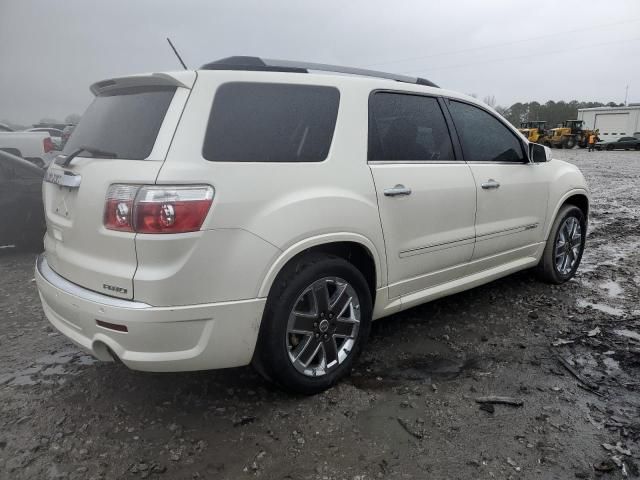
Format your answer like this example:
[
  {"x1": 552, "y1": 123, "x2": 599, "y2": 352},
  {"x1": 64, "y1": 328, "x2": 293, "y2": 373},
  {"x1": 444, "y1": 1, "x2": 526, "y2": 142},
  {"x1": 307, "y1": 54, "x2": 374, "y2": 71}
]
[{"x1": 36, "y1": 57, "x2": 589, "y2": 393}]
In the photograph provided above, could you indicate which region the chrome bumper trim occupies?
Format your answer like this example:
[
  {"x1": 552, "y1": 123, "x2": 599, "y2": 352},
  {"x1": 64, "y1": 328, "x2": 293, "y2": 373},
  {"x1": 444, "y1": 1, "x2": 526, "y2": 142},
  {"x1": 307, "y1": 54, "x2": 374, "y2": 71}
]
[{"x1": 36, "y1": 254, "x2": 151, "y2": 309}]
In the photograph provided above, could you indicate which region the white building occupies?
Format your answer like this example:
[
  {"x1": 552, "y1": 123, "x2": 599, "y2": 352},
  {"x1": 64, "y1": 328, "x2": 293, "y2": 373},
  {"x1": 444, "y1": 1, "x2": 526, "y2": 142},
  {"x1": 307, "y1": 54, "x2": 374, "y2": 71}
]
[{"x1": 577, "y1": 105, "x2": 640, "y2": 140}]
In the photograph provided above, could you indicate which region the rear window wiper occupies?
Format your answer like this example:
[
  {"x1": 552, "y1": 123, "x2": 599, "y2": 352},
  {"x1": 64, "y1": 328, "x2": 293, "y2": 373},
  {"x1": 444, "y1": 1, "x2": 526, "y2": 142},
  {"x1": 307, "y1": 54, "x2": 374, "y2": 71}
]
[{"x1": 58, "y1": 146, "x2": 118, "y2": 167}]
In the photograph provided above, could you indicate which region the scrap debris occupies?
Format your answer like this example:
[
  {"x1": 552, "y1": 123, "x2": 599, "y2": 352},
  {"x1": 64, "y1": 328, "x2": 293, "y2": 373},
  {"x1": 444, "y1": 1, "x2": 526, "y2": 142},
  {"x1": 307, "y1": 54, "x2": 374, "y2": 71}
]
[{"x1": 475, "y1": 396, "x2": 523, "y2": 407}]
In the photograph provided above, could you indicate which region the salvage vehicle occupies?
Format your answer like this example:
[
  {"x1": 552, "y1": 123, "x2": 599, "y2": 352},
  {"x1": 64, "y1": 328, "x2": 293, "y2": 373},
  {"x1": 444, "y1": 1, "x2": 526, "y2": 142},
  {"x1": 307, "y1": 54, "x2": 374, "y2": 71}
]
[
  {"x1": 27, "y1": 127, "x2": 64, "y2": 150},
  {"x1": 0, "y1": 150, "x2": 45, "y2": 250},
  {"x1": 595, "y1": 136, "x2": 640, "y2": 151},
  {"x1": 35, "y1": 57, "x2": 590, "y2": 393},
  {"x1": 0, "y1": 130, "x2": 54, "y2": 167}
]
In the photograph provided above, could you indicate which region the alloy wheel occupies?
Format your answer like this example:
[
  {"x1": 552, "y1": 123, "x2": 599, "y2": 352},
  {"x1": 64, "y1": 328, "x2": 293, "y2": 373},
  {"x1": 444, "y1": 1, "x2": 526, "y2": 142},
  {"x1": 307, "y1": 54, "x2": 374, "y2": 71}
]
[
  {"x1": 555, "y1": 216, "x2": 582, "y2": 276},
  {"x1": 286, "y1": 277, "x2": 360, "y2": 377}
]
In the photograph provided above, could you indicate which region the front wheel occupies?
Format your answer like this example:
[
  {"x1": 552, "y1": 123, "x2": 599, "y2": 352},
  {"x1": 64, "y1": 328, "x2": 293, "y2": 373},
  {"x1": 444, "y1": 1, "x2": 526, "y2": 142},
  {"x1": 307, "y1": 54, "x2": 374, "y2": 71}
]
[
  {"x1": 536, "y1": 205, "x2": 586, "y2": 284},
  {"x1": 253, "y1": 253, "x2": 372, "y2": 394}
]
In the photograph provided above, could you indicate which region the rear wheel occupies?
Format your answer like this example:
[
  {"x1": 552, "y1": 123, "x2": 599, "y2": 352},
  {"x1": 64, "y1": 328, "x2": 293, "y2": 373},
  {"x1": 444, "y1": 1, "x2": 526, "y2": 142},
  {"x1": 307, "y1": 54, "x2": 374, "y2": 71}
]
[
  {"x1": 253, "y1": 253, "x2": 372, "y2": 394},
  {"x1": 606, "y1": 144, "x2": 614, "y2": 151},
  {"x1": 563, "y1": 137, "x2": 576, "y2": 149},
  {"x1": 536, "y1": 205, "x2": 586, "y2": 284}
]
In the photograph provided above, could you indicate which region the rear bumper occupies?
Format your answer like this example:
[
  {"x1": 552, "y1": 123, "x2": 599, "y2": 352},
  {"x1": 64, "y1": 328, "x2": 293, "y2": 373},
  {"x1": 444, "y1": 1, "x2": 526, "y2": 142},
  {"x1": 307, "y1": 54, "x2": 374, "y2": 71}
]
[{"x1": 35, "y1": 254, "x2": 266, "y2": 372}]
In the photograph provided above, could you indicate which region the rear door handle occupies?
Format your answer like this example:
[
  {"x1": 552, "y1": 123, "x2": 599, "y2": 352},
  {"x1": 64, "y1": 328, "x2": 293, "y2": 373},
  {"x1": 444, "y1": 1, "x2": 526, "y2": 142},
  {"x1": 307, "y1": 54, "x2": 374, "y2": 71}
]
[
  {"x1": 481, "y1": 179, "x2": 500, "y2": 190},
  {"x1": 384, "y1": 184, "x2": 412, "y2": 197}
]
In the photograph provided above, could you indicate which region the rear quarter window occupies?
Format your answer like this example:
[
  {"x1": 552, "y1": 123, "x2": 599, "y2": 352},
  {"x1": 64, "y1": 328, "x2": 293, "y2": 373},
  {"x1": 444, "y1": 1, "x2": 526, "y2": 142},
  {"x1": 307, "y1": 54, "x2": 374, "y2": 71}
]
[
  {"x1": 63, "y1": 86, "x2": 175, "y2": 160},
  {"x1": 202, "y1": 83, "x2": 340, "y2": 162}
]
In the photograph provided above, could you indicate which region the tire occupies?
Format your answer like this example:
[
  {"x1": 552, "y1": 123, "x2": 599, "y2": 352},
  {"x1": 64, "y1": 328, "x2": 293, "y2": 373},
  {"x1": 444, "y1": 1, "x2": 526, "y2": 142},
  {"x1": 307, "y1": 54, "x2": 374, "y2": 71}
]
[
  {"x1": 606, "y1": 145, "x2": 613, "y2": 151},
  {"x1": 252, "y1": 253, "x2": 372, "y2": 394},
  {"x1": 564, "y1": 137, "x2": 576, "y2": 149},
  {"x1": 536, "y1": 205, "x2": 586, "y2": 284}
]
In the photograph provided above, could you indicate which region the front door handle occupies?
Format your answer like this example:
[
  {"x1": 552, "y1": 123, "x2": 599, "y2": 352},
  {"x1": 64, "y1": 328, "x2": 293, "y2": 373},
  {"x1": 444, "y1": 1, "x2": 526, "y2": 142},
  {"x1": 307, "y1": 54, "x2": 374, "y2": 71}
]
[
  {"x1": 481, "y1": 179, "x2": 500, "y2": 190},
  {"x1": 384, "y1": 184, "x2": 412, "y2": 197}
]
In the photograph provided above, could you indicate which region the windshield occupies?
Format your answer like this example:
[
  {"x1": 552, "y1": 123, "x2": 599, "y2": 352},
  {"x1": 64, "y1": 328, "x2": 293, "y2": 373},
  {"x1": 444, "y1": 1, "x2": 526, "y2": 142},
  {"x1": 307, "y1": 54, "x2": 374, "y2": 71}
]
[{"x1": 63, "y1": 86, "x2": 175, "y2": 159}]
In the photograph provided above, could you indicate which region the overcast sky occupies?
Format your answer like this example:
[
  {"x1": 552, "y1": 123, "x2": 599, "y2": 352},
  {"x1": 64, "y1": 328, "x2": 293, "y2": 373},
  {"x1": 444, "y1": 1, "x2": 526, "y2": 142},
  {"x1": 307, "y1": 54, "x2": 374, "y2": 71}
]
[{"x1": 1, "y1": 0, "x2": 639, "y2": 125}]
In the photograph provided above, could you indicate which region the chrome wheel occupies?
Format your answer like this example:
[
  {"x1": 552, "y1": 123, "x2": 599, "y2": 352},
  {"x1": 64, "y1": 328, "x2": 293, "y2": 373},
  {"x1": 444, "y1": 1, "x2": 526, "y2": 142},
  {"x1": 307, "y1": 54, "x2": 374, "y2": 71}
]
[
  {"x1": 286, "y1": 277, "x2": 360, "y2": 377},
  {"x1": 555, "y1": 216, "x2": 582, "y2": 276}
]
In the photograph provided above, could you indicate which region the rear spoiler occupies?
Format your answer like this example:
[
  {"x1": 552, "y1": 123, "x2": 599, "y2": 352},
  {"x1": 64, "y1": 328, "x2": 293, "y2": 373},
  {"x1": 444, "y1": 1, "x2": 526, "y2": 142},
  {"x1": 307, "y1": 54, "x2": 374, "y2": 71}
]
[{"x1": 90, "y1": 71, "x2": 196, "y2": 96}]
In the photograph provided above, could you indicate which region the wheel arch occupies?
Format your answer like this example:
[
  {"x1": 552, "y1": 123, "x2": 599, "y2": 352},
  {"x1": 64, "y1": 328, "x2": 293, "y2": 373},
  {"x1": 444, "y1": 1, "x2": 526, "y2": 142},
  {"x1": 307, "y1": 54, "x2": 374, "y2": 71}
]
[
  {"x1": 544, "y1": 189, "x2": 589, "y2": 240},
  {"x1": 258, "y1": 233, "x2": 384, "y2": 302}
]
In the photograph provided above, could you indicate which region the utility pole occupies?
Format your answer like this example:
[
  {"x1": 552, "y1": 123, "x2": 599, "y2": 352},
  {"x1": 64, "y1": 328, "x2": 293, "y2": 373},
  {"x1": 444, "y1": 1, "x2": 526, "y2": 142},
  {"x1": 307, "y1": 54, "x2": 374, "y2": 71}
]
[{"x1": 624, "y1": 85, "x2": 629, "y2": 106}]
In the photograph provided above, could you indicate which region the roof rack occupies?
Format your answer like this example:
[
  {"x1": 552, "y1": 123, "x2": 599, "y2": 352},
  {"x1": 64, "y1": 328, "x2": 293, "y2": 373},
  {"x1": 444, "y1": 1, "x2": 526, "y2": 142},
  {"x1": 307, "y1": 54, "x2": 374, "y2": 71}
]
[{"x1": 200, "y1": 56, "x2": 439, "y2": 88}]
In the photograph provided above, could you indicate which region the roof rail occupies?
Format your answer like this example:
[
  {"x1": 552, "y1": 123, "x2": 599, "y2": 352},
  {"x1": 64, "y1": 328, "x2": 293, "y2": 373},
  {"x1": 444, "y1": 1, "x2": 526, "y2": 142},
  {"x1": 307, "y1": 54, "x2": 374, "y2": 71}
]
[{"x1": 200, "y1": 56, "x2": 439, "y2": 88}]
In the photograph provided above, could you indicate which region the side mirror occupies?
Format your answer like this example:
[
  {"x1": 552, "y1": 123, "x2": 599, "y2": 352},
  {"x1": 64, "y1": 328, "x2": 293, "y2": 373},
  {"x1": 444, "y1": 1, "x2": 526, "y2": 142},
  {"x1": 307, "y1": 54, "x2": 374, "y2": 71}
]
[{"x1": 529, "y1": 143, "x2": 551, "y2": 163}]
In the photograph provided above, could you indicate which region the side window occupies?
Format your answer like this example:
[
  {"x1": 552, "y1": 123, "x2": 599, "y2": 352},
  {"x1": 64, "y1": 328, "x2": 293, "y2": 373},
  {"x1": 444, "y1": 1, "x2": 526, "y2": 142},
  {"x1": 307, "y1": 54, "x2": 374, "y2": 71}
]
[
  {"x1": 368, "y1": 92, "x2": 455, "y2": 161},
  {"x1": 448, "y1": 101, "x2": 526, "y2": 162},
  {"x1": 203, "y1": 83, "x2": 340, "y2": 162}
]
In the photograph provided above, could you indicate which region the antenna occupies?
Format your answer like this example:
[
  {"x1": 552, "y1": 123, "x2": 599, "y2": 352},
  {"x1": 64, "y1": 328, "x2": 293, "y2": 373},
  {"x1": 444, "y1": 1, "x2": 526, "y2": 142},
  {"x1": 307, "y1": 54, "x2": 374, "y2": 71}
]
[{"x1": 166, "y1": 37, "x2": 188, "y2": 70}]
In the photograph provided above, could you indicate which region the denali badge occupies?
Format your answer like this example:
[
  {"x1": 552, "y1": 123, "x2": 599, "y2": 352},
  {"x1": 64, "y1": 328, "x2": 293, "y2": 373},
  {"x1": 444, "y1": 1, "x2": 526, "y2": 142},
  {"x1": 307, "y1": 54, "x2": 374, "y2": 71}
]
[{"x1": 103, "y1": 284, "x2": 128, "y2": 295}]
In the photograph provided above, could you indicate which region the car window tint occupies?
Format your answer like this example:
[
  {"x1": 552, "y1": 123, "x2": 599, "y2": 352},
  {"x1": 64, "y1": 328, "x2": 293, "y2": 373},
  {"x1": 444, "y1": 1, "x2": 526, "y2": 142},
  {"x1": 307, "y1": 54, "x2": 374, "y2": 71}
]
[
  {"x1": 368, "y1": 92, "x2": 454, "y2": 161},
  {"x1": 448, "y1": 101, "x2": 525, "y2": 162},
  {"x1": 63, "y1": 86, "x2": 175, "y2": 160},
  {"x1": 203, "y1": 83, "x2": 340, "y2": 162}
]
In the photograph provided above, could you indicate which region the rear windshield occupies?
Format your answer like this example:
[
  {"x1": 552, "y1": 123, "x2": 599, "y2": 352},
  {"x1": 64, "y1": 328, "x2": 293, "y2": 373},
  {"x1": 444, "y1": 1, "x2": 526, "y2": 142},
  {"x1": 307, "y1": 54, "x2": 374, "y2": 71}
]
[
  {"x1": 63, "y1": 86, "x2": 175, "y2": 159},
  {"x1": 203, "y1": 82, "x2": 340, "y2": 162}
]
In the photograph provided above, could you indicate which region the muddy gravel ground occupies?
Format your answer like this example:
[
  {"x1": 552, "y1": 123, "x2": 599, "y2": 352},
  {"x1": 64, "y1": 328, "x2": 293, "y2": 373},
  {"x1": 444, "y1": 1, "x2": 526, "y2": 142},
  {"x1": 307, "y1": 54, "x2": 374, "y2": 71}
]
[{"x1": 1, "y1": 149, "x2": 639, "y2": 480}]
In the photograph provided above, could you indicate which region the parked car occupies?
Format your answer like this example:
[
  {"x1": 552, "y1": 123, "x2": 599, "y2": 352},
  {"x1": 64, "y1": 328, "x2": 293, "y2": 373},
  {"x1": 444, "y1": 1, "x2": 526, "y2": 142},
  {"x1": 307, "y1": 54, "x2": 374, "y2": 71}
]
[
  {"x1": 0, "y1": 131, "x2": 54, "y2": 167},
  {"x1": 35, "y1": 57, "x2": 589, "y2": 394},
  {"x1": 27, "y1": 127, "x2": 64, "y2": 150},
  {"x1": 595, "y1": 136, "x2": 640, "y2": 151},
  {"x1": 0, "y1": 150, "x2": 45, "y2": 250},
  {"x1": 60, "y1": 124, "x2": 75, "y2": 150}
]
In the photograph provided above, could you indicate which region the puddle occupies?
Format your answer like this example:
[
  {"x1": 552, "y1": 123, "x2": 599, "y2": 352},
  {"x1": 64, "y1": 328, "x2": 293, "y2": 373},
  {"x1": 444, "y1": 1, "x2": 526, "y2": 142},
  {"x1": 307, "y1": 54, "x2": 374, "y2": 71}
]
[
  {"x1": 614, "y1": 329, "x2": 640, "y2": 343},
  {"x1": 599, "y1": 280, "x2": 624, "y2": 298},
  {"x1": 576, "y1": 299, "x2": 624, "y2": 317},
  {"x1": 580, "y1": 240, "x2": 640, "y2": 274},
  {"x1": 5, "y1": 349, "x2": 97, "y2": 387}
]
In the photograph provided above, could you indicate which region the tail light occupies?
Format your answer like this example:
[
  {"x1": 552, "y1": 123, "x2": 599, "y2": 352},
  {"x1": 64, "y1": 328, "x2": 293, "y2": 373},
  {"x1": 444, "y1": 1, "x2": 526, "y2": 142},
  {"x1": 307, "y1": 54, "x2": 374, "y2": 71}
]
[
  {"x1": 43, "y1": 137, "x2": 54, "y2": 153},
  {"x1": 104, "y1": 184, "x2": 214, "y2": 234}
]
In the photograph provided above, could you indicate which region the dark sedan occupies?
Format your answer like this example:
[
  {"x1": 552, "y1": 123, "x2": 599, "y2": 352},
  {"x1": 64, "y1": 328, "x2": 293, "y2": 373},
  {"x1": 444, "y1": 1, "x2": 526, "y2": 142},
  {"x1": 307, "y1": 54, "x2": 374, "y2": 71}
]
[
  {"x1": 0, "y1": 150, "x2": 45, "y2": 251},
  {"x1": 595, "y1": 137, "x2": 640, "y2": 151}
]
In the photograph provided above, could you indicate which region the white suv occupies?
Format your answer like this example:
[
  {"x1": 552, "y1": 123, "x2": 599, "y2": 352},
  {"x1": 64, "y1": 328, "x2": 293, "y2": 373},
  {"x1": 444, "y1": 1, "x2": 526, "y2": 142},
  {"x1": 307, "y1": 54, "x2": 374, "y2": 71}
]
[{"x1": 36, "y1": 57, "x2": 589, "y2": 393}]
